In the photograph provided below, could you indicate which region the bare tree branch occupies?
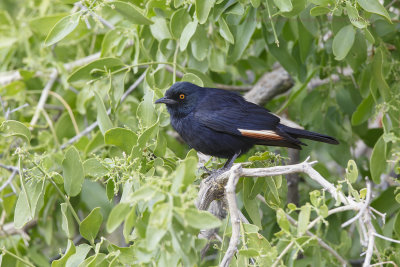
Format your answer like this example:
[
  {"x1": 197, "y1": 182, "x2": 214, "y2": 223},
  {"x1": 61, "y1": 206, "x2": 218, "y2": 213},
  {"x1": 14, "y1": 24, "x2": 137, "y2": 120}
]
[
  {"x1": 342, "y1": 180, "x2": 372, "y2": 228},
  {"x1": 29, "y1": 69, "x2": 58, "y2": 128},
  {"x1": 244, "y1": 67, "x2": 293, "y2": 105},
  {"x1": 220, "y1": 165, "x2": 242, "y2": 267}
]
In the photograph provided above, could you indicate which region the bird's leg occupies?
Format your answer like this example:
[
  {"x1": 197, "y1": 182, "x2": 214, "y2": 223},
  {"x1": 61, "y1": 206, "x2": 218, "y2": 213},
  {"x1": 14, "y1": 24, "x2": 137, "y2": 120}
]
[
  {"x1": 223, "y1": 151, "x2": 241, "y2": 170},
  {"x1": 205, "y1": 151, "x2": 241, "y2": 182}
]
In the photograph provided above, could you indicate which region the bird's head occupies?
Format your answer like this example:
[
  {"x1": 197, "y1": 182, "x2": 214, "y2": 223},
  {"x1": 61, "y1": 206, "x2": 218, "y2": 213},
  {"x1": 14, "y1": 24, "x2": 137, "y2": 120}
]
[{"x1": 155, "y1": 82, "x2": 202, "y2": 117}]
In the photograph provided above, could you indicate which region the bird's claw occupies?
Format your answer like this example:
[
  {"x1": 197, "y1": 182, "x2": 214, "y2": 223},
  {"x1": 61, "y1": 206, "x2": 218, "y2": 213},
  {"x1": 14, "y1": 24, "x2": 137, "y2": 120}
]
[
  {"x1": 204, "y1": 166, "x2": 231, "y2": 183},
  {"x1": 199, "y1": 166, "x2": 212, "y2": 175}
]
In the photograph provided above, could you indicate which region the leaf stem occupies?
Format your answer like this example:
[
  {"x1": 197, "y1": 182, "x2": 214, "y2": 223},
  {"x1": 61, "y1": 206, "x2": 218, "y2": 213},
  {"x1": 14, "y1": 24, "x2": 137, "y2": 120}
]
[
  {"x1": 49, "y1": 178, "x2": 81, "y2": 225},
  {"x1": 265, "y1": 0, "x2": 279, "y2": 47},
  {"x1": 1, "y1": 248, "x2": 35, "y2": 267},
  {"x1": 48, "y1": 91, "x2": 80, "y2": 135}
]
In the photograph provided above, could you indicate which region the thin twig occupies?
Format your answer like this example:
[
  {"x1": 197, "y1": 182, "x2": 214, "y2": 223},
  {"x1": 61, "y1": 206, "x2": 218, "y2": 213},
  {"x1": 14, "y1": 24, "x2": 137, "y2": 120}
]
[
  {"x1": 0, "y1": 163, "x2": 19, "y2": 173},
  {"x1": 370, "y1": 261, "x2": 398, "y2": 267},
  {"x1": 271, "y1": 241, "x2": 295, "y2": 267},
  {"x1": 364, "y1": 221, "x2": 375, "y2": 267},
  {"x1": 29, "y1": 69, "x2": 58, "y2": 129},
  {"x1": 342, "y1": 180, "x2": 372, "y2": 228},
  {"x1": 286, "y1": 214, "x2": 348, "y2": 266},
  {"x1": 1, "y1": 248, "x2": 35, "y2": 267},
  {"x1": 373, "y1": 233, "x2": 400, "y2": 244},
  {"x1": 220, "y1": 165, "x2": 242, "y2": 267},
  {"x1": 48, "y1": 91, "x2": 80, "y2": 135},
  {"x1": 362, "y1": 180, "x2": 375, "y2": 267},
  {"x1": 0, "y1": 170, "x2": 17, "y2": 193}
]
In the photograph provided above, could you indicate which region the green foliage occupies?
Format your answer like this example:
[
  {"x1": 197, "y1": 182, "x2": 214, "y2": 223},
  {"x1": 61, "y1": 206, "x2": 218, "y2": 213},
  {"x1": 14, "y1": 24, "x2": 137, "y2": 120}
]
[{"x1": 0, "y1": 0, "x2": 400, "y2": 266}]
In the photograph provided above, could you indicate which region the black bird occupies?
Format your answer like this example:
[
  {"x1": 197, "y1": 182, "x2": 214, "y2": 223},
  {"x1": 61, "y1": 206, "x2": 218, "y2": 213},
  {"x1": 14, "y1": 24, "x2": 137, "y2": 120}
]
[{"x1": 155, "y1": 82, "x2": 338, "y2": 169}]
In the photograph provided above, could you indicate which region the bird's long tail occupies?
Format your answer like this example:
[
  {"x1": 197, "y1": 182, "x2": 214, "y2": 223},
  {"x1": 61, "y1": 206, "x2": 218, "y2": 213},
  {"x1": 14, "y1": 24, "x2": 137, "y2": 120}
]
[{"x1": 278, "y1": 125, "x2": 339, "y2": 145}]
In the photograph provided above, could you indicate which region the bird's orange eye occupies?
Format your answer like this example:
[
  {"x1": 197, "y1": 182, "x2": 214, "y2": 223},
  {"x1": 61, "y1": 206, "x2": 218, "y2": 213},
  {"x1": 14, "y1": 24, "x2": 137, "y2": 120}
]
[{"x1": 179, "y1": 94, "x2": 185, "y2": 99}]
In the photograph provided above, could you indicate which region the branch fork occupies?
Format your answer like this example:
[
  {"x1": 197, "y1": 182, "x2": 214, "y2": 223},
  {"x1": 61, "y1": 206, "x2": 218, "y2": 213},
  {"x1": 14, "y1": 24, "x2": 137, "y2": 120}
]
[{"x1": 195, "y1": 156, "x2": 400, "y2": 267}]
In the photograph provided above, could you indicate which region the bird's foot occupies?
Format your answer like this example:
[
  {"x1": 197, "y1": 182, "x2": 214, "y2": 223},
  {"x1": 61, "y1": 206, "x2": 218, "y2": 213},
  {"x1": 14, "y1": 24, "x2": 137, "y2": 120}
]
[
  {"x1": 204, "y1": 166, "x2": 232, "y2": 183},
  {"x1": 199, "y1": 165, "x2": 212, "y2": 175}
]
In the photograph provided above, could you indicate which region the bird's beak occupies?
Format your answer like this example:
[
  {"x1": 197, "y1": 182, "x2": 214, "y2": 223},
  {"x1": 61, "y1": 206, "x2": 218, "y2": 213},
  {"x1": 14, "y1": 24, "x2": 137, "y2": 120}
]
[{"x1": 155, "y1": 97, "x2": 178, "y2": 105}]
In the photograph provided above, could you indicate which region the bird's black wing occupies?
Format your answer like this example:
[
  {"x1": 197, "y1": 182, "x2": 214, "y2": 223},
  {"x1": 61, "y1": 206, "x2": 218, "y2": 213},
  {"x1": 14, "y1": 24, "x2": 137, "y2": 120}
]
[{"x1": 193, "y1": 89, "x2": 303, "y2": 148}]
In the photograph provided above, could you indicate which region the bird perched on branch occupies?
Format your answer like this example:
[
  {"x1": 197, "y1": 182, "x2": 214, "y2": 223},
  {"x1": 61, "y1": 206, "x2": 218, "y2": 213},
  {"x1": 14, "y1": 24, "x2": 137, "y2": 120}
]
[{"x1": 155, "y1": 82, "x2": 338, "y2": 170}]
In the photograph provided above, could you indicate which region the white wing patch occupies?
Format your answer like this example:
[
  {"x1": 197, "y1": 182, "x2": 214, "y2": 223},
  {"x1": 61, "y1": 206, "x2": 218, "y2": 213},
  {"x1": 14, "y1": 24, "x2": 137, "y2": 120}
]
[{"x1": 238, "y1": 129, "x2": 284, "y2": 140}]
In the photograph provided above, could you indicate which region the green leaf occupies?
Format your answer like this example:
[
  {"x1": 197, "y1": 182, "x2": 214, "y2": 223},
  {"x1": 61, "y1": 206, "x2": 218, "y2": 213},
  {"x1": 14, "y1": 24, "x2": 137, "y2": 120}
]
[
  {"x1": 65, "y1": 244, "x2": 91, "y2": 267},
  {"x1": 83, "y1": 158, "x2": 109, "y2": 178},
  {"x1": 14, "y1": 180, "x2": 44, "y2": 229},
  {"x1": 108, "y1": 1, "x2": 153, "y2": 25},
  {"x1": 93, "y1": 91, "x2": 113, "y2": 135},
  {"x1": 150, "y1": 17, "x2": 172, "y2": 41},
  {"x1": 181, "y1": 73, "x2": 204, "y2": 87},
  {"x1": 124, "y1": 185, "x2": 157, "y2": 203},
  {"x1": 364, "y1": 28, "x2": 375, "y2": 44},
  {"x1": 332, "y1": 25, "x2": 355, "y2": 60},
  {"x1": 170, "y1": 8, "x2": 191, "y2": 39},
  {"x1": 171, "y1": 153, "x2": 197, "y2": 193},
  {"x1": 370, "y1": 135, "x2": 386, "y2": 184},
  {"x1": 180, "y1": 21, "x2": 197, "y2": 51},
  {"x1": 104, "y1": 127, "x2": 138, "y2": 154},
  {"x1": 131, "y1": 122, "x2": 159, "y2": 157},
  {"x1": 351, "y1": 93, "x2": 374, "y2": 126},
  {"x1": 394, "y1": 212, "x2": 400, "y2": 239},
  {"x1": 146, "y1": 202, "x2": 172, "y2": 250},
  {"x1": 1, "y1": 120, "x2": 31, "y2": 143},
  {"x1": 44, "y1": 12, "x2": 81, "y2": 46},
  {"x1": 154, "y1": 132, "x2": 167, "y2": 157},
  {"x1": 79, "y1": 207, "x2": 103, "y2": 243},
  {"x1": 218, "y1": 17, "x2": 234, "y2": 44},
  {"x1": 346, "y1": 3, "x2": 367, "y2": 29},
  {"x1": 357, "y1": 0, "x2": 391, "y2": 22},
  {"x1": 297, "y1": 203, "x2": 311, "y2": 236},
  {"x1": 106, "y1": 203, "x2": 130, "y2": 233},
  {"x1": 106, "y1": 179, "x2": 115, "y2": 201},
  {"x1": 243, "y1": 179, "x2": 262, "y2": 228},
  {"x1": 227, "y1": 7, "x2": 257, "y2": 63},
  {"x1": 273, "y1": 0, "x2": 292, "y2": 12},
  {"x1": 191, "y1": 26, "x2": 209, "y2": 61},
  {"x1": 184, "y1": 208, "x2": 222, "y2": 229},
  {"x1": 281, "y1": 0, "x2": 306, "y2": 17},
  {"x1": 196, "y1": 0, "x2": 215, "y2": 24},
  {"x1": 345, "y1": 160, "x2": 358, "y2": 183},
  {"x1": 67, "y1": 57, "x2": 124, "y2": 84},
  {"x1": 310, "y1": 6, "x2": 330, "y2": 16},
  {"x1": 372, "y1": 47, "x2": 390, "y2": 102},
  {"x1": 110, "y1": 72, "x2": 126, "y2": 110},
  {"x1": 29, "y1": 13, "x2": 68, "y2": 36},
  {"x1": 276, "y1": 208, "x2": 290, "y2": 232},
  {"x1": 52, "y1": 240, "x2": 76, "y2": 267},
  {"x1": 62, "y1": 146, "x2": 84, "y2": 197},
  {"x1": 265, "y1": 35, "x2": 299, "y2": 76},
  {"x1": 137, "y1": 90, "x2": 156, "y2": 128},
  {"x1": 266, "y1": 177, "x2": 281, "y2": 206},
  {"x1": 60, "y1": 203, "x2": 73, "y2": 238}
]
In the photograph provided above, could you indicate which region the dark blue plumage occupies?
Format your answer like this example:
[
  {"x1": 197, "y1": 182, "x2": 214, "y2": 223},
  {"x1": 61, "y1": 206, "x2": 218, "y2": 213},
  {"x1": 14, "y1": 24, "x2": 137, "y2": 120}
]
[{"x1": 155, "y1": 82, "x2": 338, "y2": 168}]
